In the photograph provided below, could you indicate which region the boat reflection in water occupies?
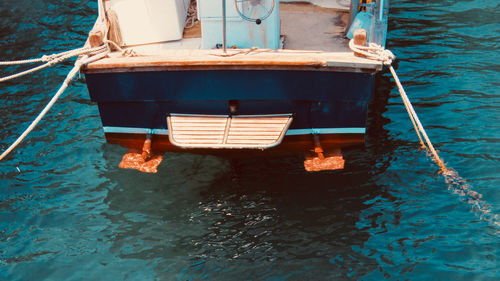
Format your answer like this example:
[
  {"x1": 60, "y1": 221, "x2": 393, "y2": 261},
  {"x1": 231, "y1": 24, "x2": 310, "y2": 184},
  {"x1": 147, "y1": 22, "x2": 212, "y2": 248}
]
[{"x1": 99, "y1": 140, "x2": 396, "y2": 279}]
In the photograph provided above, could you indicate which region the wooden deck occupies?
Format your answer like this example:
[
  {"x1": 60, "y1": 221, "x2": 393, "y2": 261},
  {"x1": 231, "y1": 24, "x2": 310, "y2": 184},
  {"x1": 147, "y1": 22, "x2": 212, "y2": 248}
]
[
  {"x1": 280, "y1": 2, "x2": 350, "y2": 52},
  {"x1": 83, "y1": 48, "x2": 381, "y2": 73},
  {"x1": 82, "y1": 1, "x2": 382, "y2": 74}
]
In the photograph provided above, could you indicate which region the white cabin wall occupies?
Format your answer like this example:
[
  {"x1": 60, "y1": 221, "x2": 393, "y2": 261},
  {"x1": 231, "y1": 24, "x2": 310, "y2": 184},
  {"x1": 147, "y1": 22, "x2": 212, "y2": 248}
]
[
  {"x1": 108, "y1": 0, "x2": 191, "y2": 46},
  {"x1": 198, "y1": 0, "x2": 280, "y2": 49}
]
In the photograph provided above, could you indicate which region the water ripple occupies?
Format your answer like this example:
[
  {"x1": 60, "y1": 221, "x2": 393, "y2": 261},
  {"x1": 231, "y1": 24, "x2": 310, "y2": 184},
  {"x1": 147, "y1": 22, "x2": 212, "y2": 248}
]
[{"x1": 0, "y1": 0, "x2": 499, "y2": 280}]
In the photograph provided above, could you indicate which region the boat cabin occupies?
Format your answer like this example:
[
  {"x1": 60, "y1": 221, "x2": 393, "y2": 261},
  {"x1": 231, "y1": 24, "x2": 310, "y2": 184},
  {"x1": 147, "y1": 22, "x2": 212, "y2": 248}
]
[{"x1": 95, "y1": 0, "x2": 386, "y2": 56}]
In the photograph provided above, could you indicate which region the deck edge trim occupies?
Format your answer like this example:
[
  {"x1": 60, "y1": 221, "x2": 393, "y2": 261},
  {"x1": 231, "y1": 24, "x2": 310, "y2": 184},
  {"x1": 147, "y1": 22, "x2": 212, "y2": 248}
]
[{"x1": 102, "y1": 126, "x2": 366, "y2": 135}]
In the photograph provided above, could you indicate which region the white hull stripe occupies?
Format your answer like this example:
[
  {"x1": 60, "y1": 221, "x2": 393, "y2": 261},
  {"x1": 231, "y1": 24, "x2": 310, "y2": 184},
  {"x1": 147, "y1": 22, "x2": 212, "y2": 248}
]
[
  {"x1": 103, "y1": 126, "x2": 366, "y2": 135},
  {"x1": 286, "y1": 128, "x2": 365, "y2": 135},
  {"x1": 103, "y1": 127, "x2": 169, "y2": 135}
]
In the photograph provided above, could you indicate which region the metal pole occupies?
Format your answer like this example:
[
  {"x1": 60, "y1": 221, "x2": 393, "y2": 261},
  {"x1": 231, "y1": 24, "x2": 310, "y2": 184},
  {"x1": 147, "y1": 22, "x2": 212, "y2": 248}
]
[
  {"x1": 222, "y1": 0, "x2": 227, "y2": 53},
  {"x1": 379, "y1": 0, "x2": 385, "y2": 21}
]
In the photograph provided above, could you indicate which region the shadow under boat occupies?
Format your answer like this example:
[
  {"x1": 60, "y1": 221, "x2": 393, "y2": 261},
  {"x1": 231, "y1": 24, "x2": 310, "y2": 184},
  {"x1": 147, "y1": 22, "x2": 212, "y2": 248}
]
[{"x1": 97, "y1": 131, "x2": 398, "y2": 278}]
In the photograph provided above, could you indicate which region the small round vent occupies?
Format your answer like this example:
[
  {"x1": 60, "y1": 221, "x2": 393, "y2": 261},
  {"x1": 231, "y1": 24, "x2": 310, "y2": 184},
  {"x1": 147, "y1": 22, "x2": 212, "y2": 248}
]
[{"x1": 234, "y1": 0, "x2": 275, "y2": 23}]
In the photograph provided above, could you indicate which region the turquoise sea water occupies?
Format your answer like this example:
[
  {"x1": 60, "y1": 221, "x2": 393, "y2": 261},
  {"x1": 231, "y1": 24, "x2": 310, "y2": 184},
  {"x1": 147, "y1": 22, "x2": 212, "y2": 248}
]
[{"x1": 1, "y1": 0, "x2": 499, "y2": 280}]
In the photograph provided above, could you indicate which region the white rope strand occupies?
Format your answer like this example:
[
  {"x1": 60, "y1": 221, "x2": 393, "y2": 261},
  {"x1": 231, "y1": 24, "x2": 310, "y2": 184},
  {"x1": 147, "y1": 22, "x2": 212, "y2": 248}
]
[
  {"x1": 0, "y1": 49, "x2": 109, "y2": 161},
  {"x1": 0, "y1": 57, "x2": 45, "y2": 65},
  {"x1": 0, "y1": 45, "x2": 107, "y2": 83},
  {"x1": 0, "y1": 48, "x2": 84, "y2": 66},
  {"x1": 348, "y1": 38, "x2": 500, "y2": 229},
  {"x1": 348, "y1": 40, "x2": 395, "y2": 65},
  {"x1": 185, "y1": 0, "x2": 199, "y2": 29},
  {"x1": 388, "y1": 65, "x2": 445, "y2": 169},
  {"x1": 349, "y1": 39, "x2": 444, "y2": 169}
]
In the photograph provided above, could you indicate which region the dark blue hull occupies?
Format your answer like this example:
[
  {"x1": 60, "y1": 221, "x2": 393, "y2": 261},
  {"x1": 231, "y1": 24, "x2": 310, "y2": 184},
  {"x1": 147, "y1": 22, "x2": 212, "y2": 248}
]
[{"x1": 85, "y1": 69, "x2": 375, "y2": 152}]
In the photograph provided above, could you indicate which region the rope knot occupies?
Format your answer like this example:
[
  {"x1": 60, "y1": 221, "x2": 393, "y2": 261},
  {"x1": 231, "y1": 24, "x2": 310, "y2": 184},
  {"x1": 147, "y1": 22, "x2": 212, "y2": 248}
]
[
  {"x1": 122, "y1": 49, "x2": 138, "y2": 57},
  {"x1": 348, "y1": 39, "x2": 396, "y2": 65},
  {"x1": 41, "y1": 54, "x2": 57, "y2": 62}
]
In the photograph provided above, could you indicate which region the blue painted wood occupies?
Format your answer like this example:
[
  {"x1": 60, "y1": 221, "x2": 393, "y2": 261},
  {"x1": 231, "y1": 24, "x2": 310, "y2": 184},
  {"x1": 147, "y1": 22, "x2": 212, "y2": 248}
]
[
  {"x1": 86, "y1": 70, "x2": 375, "y2": 102},
  {"x1": 85, "y1": 70, "x2": 375, "y2": 131}
]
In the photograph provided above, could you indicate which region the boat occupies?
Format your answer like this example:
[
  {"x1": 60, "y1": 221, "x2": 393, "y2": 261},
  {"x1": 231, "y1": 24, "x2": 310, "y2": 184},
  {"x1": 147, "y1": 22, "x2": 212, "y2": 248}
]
[{"x1": 81, "y1": 0, "x2": 389, "y2": 172}]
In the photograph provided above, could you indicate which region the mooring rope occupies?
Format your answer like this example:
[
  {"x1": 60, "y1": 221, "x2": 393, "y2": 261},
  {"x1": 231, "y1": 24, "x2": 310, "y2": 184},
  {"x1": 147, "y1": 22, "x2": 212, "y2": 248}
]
[
  {"x1": 0, "y1": 47, "x2": 109, "y2": 161},
  {"x1": 185, "y1": 0, "x2": 199, "y2": 29},
  {"x1": 349, "y1": 39, "x2": 446, "y2": 171},
  {"x1": 0, "y1": 45, "x2": 107, "y2": 83},
  {"x1": 0, "y1": 57, "x2": 46, "y2": 65},
  {"x1": 103, "y1": 39, "x2": 138, "y2": 57},
  {"x1": 349, "y1": 39, "x2": 500, "y2": 229},
  {"x1": 0, "y1": 48, "x2": 92, "y2": 66},
  {"x1": 350, "y1": 42, "x2": 428, "y2": 150}
]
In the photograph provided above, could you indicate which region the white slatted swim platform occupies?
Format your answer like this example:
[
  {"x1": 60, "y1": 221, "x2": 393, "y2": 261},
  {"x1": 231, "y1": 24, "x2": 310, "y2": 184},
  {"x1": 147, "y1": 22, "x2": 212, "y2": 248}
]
[{"x1": 167, "y1": 114, "x2": 293, "y2": 149}]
